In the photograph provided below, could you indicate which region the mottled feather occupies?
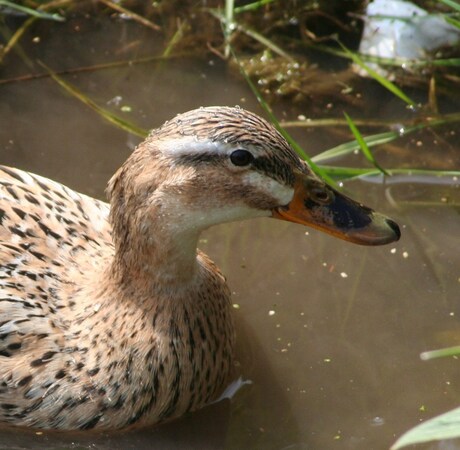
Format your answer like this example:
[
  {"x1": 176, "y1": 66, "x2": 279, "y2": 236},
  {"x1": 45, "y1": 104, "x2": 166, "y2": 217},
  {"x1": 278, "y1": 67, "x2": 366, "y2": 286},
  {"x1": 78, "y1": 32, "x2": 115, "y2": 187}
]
[
  {"x1": 0, "y1": 106, "x2": 405, "y2": 429},
  {"x1": 0, "y1": 107, "x2": 326, "y2": 430}
]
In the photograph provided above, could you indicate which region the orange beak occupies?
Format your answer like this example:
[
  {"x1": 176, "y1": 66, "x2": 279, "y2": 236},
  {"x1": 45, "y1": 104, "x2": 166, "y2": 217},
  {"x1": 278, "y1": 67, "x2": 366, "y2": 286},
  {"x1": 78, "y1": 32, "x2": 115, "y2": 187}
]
[{"x1": 272, "y1": 171, "x2": 400, "y2": 246}]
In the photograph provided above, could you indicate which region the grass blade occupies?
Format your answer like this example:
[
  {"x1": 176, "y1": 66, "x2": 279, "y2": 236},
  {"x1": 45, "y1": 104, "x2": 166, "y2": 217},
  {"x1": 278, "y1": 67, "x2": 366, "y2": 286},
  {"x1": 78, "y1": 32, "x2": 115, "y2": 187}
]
[
  {"x1": 445, "y1": 16, "x2": 460, "y2": 29},
  {"x1": 313, "y1": 129, "x2": 403, "y2": 163},
  {"x1": 438, "y1": 0, "x2": 460, "y2": 12},
  {"x1": 314, "y1": 112, "x2": 460, "y2": 163},
  {"x1": 343, "y1": 112, "x2": 389, "y2": 175},
  {"x1": 212, "y1": 7, "x2": 293, "y2": 61},
  {"x1": 420, "y1": 346, "x2": 460, "y2": 361},
  {"x1": 162, "y1": 20, "x2": 188, "y2": 57},
  {"x1": 338, "y1": 42, "x2": 416, "y2": 107},
  {"x1": 0, "y1": 0, "x2": 65, "y2": 21},
  {"x1": 40, "y1": 63, "x2": 148, "y2": 138},
  {"x1": 419, "y1": 57, "x2": 460, "y2": 66},
  {"x1": 0, "y1": 16, "x2": 36, "y2": 65},
  {"x1": 308, "y1": 42, "x2": 460, "y2": 68},
  {"x1": 281, "y1": 117, "x2": 416, "y2": 128},
  {"x1": 98, "y1": 0, "x2": 160, "y2": 31},
  {"x1": 228, "y1": 50, "x2": 336, "y2": 186},
  {"x1": 235, "y1": 23, "x2": 294, "y2": 61},
  {"x1": 0, "y1": 0, "x2": 75, "y2": 64},
  {"x1": 0, "y1": 53, "x2": 183, "y2": 86},
  {"x1": 320, "y1": 166, "x2": 460, "y2": 182},
  {"x1": 234, "y1": 0, "x2": 277, "y2": 14},
  {"x1": 230, "y1": 49, "x2": 336, "y2": 185},
  {"x1": 224, "y1": 0, "x2": 235, "y2": 58}
]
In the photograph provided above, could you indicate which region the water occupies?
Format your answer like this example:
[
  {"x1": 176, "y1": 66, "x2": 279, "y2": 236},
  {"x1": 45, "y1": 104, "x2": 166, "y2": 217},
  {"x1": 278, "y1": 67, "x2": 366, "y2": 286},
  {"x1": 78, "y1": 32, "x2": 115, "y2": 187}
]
[{"x1": 1, "y1": 13, "x2": 460, "y2": 450}]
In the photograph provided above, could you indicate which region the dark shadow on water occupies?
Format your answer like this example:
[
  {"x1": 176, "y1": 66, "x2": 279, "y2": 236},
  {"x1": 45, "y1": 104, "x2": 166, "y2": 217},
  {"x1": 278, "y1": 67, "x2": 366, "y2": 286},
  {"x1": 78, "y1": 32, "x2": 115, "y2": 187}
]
[{"x1": 0, "y1": 400, "x2": 230, "y2": 450}]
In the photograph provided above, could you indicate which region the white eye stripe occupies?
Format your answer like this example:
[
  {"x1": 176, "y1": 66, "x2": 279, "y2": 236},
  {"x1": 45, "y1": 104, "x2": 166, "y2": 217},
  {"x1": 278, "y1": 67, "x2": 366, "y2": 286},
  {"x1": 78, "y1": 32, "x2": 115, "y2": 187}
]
[
  {"x1": 158, "y1": 137, "x2": 237, "y2": 158},
  {"x1": 158, "y1": 136, "x2": 293, "y2": 204}
]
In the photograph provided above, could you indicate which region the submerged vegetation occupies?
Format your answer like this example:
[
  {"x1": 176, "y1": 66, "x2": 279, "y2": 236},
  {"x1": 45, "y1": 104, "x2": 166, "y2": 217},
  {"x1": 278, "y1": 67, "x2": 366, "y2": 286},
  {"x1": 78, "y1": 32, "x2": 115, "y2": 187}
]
[{"x1": 1, "y1": 1, "x2": 460, "y2": 448}]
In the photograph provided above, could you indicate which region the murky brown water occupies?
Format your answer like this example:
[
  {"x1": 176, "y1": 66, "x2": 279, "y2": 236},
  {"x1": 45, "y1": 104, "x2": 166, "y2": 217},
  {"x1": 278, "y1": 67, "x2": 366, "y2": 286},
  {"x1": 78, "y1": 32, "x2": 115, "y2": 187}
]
[{"x1": 1, "y1": 13, "x2": 460, "y2": 450}]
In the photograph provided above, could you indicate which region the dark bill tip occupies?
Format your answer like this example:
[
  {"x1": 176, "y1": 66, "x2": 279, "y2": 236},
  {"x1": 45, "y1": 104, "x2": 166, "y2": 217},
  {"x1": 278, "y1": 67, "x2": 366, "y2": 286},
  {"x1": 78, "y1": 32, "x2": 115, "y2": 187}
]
[
  {"x1": 271, "y1": 175, "x2": 401, "y2": 246},
  {"x1": 385, "y1": 218, "x2": 401, "y2": 241}
]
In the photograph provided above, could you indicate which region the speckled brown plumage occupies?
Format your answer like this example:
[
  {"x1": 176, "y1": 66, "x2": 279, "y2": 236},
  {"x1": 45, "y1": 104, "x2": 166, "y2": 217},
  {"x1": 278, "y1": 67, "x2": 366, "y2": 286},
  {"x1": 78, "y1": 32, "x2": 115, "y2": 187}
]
[
  {"x1": 0, "y1": 162, "x2": 236, "y2": 429},
  {"x1": 0, "y1": 106, "x2": 400, "y2": 430}
]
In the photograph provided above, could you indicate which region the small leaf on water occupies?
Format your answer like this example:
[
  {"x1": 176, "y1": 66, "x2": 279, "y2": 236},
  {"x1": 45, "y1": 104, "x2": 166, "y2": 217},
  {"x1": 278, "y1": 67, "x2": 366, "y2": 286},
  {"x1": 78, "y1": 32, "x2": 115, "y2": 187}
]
[{"x1": 392, "y1": 407, "x2": 460, "y2": 449}]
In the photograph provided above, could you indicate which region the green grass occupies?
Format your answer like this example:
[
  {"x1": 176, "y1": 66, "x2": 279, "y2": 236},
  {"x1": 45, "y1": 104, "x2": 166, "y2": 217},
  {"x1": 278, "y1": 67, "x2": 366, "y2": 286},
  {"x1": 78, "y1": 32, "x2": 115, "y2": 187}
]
[
  {"x1": 40, "y1": 58, "x2": 460, "y2": 186},
  {"x1": 233, "y1": 0, "x2": 278, "y2": 14},
  {"x1": 0, "y1": 0, "x2": 65, "y2": 21},
  {"x1": 343, "y1": 112, "x2": 389, "y2": 175},
  {"x1": 438, "y1": 0, "x2": 460, "y2": 13},
  {"x1": 24, "y1": 0, "x2": 459, "y2": 188},
  {"x1": 337, "y1": 41, "x2": 416, "y2": 107},
  {"x1": 2, "y1": 0, "x2": 455, "y2": 190}
]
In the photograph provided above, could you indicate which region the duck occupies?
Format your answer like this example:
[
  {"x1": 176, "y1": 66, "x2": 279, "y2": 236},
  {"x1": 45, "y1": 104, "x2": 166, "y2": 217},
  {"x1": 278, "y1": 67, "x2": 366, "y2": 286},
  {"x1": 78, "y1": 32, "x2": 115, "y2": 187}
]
[{"x1": 0, "y1": 106, "x2": 400, "y2": 430}]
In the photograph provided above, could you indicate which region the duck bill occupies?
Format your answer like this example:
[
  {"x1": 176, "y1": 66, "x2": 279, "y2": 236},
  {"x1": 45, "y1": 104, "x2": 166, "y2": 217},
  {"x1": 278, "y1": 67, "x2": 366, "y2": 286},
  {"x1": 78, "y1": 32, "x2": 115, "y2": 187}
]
[{"x1": 272, "y1": 173, "x2": 400, "y2": 246}]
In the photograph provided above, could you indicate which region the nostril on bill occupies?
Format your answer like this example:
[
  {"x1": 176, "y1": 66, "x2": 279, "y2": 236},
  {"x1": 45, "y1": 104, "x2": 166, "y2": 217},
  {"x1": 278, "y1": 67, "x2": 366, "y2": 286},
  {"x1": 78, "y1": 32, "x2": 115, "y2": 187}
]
[{"x1": 311, "y1": 188, "x2": 332, "y2": 204}]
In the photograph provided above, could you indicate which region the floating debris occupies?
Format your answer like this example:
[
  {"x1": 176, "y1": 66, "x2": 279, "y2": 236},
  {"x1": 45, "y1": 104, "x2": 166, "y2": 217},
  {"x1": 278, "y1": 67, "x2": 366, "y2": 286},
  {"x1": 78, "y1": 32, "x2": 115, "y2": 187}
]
[{"x1": 356, "y1": 0, "x2": 460, "y2": 79}]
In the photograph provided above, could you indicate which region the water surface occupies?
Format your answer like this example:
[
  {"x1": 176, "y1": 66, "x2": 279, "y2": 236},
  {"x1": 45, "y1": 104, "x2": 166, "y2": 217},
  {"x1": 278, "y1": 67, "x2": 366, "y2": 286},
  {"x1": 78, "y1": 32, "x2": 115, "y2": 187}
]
[{"x1": 0, "y1": 13, "x2": 459, "y2": 450}]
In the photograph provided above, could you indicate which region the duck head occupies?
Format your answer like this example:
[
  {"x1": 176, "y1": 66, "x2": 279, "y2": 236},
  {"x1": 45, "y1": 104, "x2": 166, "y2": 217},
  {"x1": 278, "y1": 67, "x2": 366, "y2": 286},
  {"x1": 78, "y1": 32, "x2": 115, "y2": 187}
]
[{"x1": 108, "y1": 106, "x2": 400, "y2": 251}]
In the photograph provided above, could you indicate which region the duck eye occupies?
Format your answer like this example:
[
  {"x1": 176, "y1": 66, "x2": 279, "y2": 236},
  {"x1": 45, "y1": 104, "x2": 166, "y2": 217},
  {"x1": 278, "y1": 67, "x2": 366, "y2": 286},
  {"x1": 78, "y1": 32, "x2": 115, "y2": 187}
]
[{"x1": 230, "y1": 149, "x2": 254, "y2": 167}]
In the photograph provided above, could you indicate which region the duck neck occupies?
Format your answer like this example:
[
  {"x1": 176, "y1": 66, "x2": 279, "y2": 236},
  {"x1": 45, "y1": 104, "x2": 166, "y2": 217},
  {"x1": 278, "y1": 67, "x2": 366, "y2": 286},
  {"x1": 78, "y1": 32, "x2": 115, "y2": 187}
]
[
  {"x1": 106, "y1": 152, "x2": 207, "y2": 288},
  {"x1": 110, "y1": 224, "x2": 201, "y2": 287}
]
